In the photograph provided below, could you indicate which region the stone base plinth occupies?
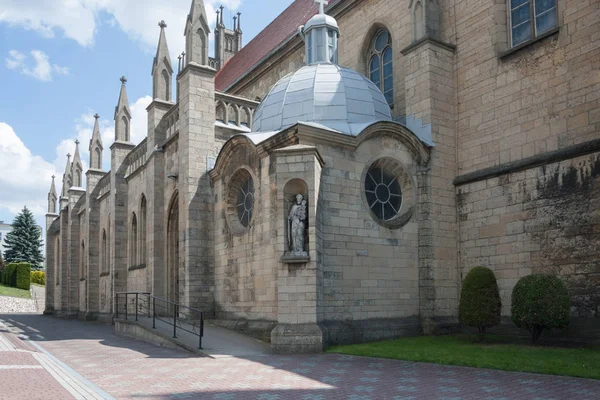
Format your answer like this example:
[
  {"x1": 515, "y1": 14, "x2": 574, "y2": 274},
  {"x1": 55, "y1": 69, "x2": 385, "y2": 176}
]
[{"x1": 271, "y1": 323, "x2": 325, "y2": 354}]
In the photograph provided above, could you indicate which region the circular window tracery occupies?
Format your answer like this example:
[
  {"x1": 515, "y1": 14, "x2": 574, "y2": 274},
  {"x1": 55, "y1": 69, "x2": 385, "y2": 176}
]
[
  {"x1": 236, "y1": 177, "x2": 254, "y2": 228},
  {"x1": 226, "y1": 168, "x2": 257, "y2": 236},
  {"x1": 365, "y1": 163, "x2": 403, "y2": 221}
]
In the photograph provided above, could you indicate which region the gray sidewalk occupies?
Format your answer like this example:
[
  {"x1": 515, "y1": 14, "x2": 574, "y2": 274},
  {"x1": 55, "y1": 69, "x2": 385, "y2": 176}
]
[{"x1": 120, "y1": 315, "x2": 271, "y2": 357}]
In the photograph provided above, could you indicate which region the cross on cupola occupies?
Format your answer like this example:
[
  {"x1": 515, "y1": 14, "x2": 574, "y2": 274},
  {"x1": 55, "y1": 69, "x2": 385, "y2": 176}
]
[
  {"x1": 300, "y1": 0, "x2": 339, "y2": 64},
  {"x1": 315, "y1": 0, "x2": 329, "y2": 14}
]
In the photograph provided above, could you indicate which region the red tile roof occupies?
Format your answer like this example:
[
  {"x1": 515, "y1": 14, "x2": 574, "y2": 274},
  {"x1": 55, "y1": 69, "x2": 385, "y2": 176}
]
[{"x1": 215, "y1": 0, "x2": 320, "y2": 92}]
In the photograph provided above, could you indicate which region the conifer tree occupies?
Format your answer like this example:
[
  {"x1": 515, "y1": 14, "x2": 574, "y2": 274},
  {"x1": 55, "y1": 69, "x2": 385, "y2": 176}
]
[{"x1": 3, "y1": 207, "x2": 44, "y2": 270}]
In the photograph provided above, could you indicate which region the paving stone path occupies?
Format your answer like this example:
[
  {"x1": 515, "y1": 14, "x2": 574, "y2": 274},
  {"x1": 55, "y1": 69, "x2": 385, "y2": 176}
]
[{"x1": 1, "y1": 313, "x2": 599, "y2": 400}]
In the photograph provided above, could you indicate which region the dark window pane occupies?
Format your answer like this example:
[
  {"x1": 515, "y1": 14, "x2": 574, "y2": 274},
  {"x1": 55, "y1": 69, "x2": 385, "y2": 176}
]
[
  {"x1": 535, "y1": 0, "x2": 556, "y2": 15},
  {"x1": 512, "y1": 21, "x2": 532, "y2": 46},
  {"x1": 383, "y1": 47, "x2": 393, "y2": 64},
  {"x1": 384, "y1": 90, "x2": 394, "y2": 106},
  {"x1": 369, "y1": 55, "x2": 380, "y2": 86},
  {"x1": 535, "y1": 7, "x2": 557, "y2": 34},
  {"x1": 511, "y1": 0, "x2": 529, "y2": 9},
  {"x1": 511, "y1": 4, "x2": 531, "y2": 27},
  {"x1": 375, "y1": 31, "x2": 388, "y2": 51}
]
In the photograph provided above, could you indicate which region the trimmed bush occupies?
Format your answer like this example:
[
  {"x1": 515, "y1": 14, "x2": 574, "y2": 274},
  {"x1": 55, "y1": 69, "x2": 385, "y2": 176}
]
[
  {"x1": 1, "y1": 262, "x2": 31, "y2": 290},
  {"x1": 511, "y1": 274, "x2": 571, "y2": 344},
  {"x1": 30, "y1": 271, "x2": 45, "y2": 285},
  {"x1": 459, "y1": 266, "x2": 502, "y2": 341},
  {"x1": 15, "y1": 263, "x2": 31, "y2": 290}
]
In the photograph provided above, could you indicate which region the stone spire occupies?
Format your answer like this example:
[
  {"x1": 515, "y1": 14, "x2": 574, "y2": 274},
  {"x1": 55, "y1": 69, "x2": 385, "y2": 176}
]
[
  {"x1": 71, "y1": 140, "x2": 83, "y2": 187},
  {"x1": 300, "y1": 0, "x2": 339, "y2": 65},
  {"x1": 185, "y1": 0, "x2": 210, "y2": 66},
  {"x1": 152, "y1": 20, "x2": 173, "y2": 102},
  {"x1": 61, "y1": 153, "x2": 72, "y2": 198},
  {"x1": 48, "y1": 175, "x2": 57, "y2": 214},
  {"x1": 114, "y1": 76, "x2": 132, "y2": 142},
  {"x1": 89, "y1": 113, "x2": 103, "y2": 170}
]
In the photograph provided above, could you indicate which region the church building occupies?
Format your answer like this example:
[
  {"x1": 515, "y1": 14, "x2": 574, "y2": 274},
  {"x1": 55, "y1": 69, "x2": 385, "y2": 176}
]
[{"x1": 45, "y1": 0, "x2": 600, "y2": 353}]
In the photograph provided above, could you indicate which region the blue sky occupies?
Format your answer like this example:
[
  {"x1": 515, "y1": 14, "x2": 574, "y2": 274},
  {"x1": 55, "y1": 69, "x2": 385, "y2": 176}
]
[{"x1": 0, "y1": 0, "x2": 294, "y2": 227}]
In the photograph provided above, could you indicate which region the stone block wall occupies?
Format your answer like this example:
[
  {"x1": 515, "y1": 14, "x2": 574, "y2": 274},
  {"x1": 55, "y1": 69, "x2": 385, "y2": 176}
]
[
  {"x1": 457, "y1": 152, "x2": 600, "y2": 321},
  {"x1": 126, "y1": 168, "x2": 150, "y2": 294},
  {"x1": 454, "y1": 0, "x2": 599, "y2": 174},
  {"x1": 314, "y1": 134, "x2": 422, "y2": 343},
  {"x1": 212, "y1": 140, "x2": 278, "y2": 322}
]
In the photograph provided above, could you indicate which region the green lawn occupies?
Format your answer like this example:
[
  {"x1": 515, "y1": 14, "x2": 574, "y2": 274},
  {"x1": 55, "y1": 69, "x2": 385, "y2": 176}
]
[
  {"x1": 327, "y1": 334, "x2": 600, "y2": 380},
  {"x1": 0, "y1": 283, "x2": 31, "y2": 299}
]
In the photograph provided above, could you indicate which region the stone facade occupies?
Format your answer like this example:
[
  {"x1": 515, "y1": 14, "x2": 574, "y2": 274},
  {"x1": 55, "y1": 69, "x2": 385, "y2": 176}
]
[{"x1": 45, "y1": 0, "x2": 600, "y2": 353}]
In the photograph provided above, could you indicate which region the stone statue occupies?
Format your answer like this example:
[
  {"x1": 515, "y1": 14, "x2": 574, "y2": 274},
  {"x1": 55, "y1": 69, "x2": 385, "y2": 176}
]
[{"x1": 288, "y1": 194, "x2": 307, "y2": 255}]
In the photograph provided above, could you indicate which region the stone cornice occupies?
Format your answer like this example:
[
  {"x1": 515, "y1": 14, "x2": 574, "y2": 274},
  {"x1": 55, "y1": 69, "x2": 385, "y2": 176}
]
[
  {"x1": 86, "y1": 168, "x2": 106, "y2": 176},
  {"x1": 272, "y1": 144, "x2": 325, "y2": 168},
  {"x1": 400, "y1": 35, "x2": 456, "y2": 55},
  {"x1": 146, "y1": 98, "x2": 175, "y2": 112},
  {"x1": 110, "y1": 140, "x2": 136, "y2": 151},
  {"x1": 454, "y1": 136, "x2": 600, "y2": 186},
  {"x1": 178, "y1": 61, "x2": 217, "y2": 79}
]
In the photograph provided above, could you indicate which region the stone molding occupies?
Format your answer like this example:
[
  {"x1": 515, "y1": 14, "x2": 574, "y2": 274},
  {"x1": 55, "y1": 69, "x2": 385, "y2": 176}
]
[
  {"x1": 145, "y1": 98, "x2": 174, "y2": 112},
  {"x1": 454, "y1": 137, "x2": 600, "y2": 186},
  {"x1": 178, "y1": 61, "x2": 217, "y2": 78},
  {"x1": 109, "y1": 141, "x2": 136, "y2": 151},
  {"x1": 400, "y1": 35, "x2": 456, "y2": 55}
]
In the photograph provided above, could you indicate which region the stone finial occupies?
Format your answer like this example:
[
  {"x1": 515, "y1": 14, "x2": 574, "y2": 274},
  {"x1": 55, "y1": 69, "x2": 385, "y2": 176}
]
[
  {"x1": 94, "y1": 113, "x2": 100, "y2": 120},
  {"x1": 159, "y1": 20, "x2": 167, "y2": 29},
  {"x1": 52, "y1": 175, "x2": 55, "y2": 180},
  {"x1": 237, "y1": 12, "x2": 241, "y2": 31},
  {"x1": 219, "y1": 5, "x2": 224, "y2": 25},
  {"x1": 67, "y1": 153, "x2": 71, "y2": 159},
  {"x1": 75, "y1": 139, "x2": 80, "y2": 146},
  {"x1": 120, "y1": 76, "x2": 127, "y2": 84}
]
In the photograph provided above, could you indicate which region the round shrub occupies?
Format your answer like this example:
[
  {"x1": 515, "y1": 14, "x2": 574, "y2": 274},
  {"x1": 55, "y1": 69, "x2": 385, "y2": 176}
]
[
  {"x1": 459, "y1": 266, "x2": 501, "y2": 341},
  {"x1": 511, "y1": 274, "x2": 571, "y2": 344}
]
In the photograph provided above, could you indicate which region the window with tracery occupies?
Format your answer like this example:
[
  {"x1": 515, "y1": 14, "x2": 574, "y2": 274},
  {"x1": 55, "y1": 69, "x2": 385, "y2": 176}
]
[{"x1": 368, "y1": 29, "x2": 394, "y2": 106}]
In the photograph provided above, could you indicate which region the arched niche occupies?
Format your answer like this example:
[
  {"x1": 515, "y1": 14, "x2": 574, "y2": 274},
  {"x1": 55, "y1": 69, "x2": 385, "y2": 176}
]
[{"x1": 283, "y1": 178, "x2": 309, "y2": 255}]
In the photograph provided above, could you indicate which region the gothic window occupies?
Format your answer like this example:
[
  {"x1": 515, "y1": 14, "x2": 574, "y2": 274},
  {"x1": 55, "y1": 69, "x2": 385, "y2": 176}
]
[
  {"x1": 368, "y1": 29, "x2": 394, "y2": 106},
  {"x1": 80, "y1": 240, "x2": 86, "y2": 280},
  {"x1": 509, "y1": 0, "x2": 558, "y2": 47},
  {"x1": 94, "y1": 148, "x2": 101, "y2": 169},
  {"x1": 140, "y1": 196, "x2": 147, "y2": 266},
  {"x1": 121, "y1": 116, "x2": 130, "y2": 141},
  {"x1": 55, "y1": 237, "x2": 60, "y2": 285},
  {"x1": 101, "y1": 229, "x2": 107, "y2": 274},
  {"x1": 130, "y1": 213, "x2": 137, "y2": 266},
  {"x1": 161, "y1": 69, "x2": 170, "y2": 101}
]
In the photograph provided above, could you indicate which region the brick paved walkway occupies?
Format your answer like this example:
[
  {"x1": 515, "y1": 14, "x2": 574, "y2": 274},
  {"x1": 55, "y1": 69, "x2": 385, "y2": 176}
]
[{"x1": 1, "y1": 314, "x2": 599, "y2": 400}]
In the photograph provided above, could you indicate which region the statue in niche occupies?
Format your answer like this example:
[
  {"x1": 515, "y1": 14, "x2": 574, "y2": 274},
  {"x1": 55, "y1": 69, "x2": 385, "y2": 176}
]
[{"x1": 288, "y1": 194, "x2": 308, "y2": 255}]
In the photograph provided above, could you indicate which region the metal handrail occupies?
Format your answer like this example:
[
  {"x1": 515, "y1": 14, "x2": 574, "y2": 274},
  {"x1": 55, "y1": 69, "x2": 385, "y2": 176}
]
[{"x1": 114, "y1": 292, "x2": 204, "y2": 349}]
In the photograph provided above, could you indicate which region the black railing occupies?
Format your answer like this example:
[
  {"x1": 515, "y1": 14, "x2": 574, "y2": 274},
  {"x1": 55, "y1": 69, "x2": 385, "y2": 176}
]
[{"x1": 115, "y1": 292, "x2": 204, "y2": 349}]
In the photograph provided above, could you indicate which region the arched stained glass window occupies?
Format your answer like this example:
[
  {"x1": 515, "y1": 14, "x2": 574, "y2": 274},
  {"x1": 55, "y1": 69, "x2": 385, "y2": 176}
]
[{"x1": 368, "y1": 30, "x2": 394, "y2": 106}]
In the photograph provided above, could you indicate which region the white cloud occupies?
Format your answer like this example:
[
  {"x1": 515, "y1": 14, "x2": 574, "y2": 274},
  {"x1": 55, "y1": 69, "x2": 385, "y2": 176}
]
[
  {"x1": 5, "y1": 49, "x2": 69, "y2": 82},
  {"x1": 0, "y1": 122, "x2": 58, "y2": 220},
  {"x1": 0, "y1": 0, "x2": 243, "y2": 55},
  {"x1": 0, "y1": 95, "x2": 151, "y2": 227}
]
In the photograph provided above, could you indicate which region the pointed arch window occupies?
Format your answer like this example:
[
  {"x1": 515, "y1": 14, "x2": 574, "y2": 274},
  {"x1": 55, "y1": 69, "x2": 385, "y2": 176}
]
[
  {"x1": 368, "y1": 29, "x2": 394, "y2": 107},
  {"x1": 130, "y1": 213, "x2": 137, "y2": 267},
  {"x1": 140, "y1": 196, "x2": 147, "y2": 266},
  {"x1": 80, "y1": 240, "x2": 86, "y2": 280},
  {"x1": 101, "y1": 229, "x2": 108, "y2": 274}
]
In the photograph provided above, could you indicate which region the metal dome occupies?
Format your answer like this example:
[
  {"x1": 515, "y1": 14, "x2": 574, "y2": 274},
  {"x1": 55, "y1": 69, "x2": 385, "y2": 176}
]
[{"x1": 252, "y1": 63, "x2": 393, "y2": 135}]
